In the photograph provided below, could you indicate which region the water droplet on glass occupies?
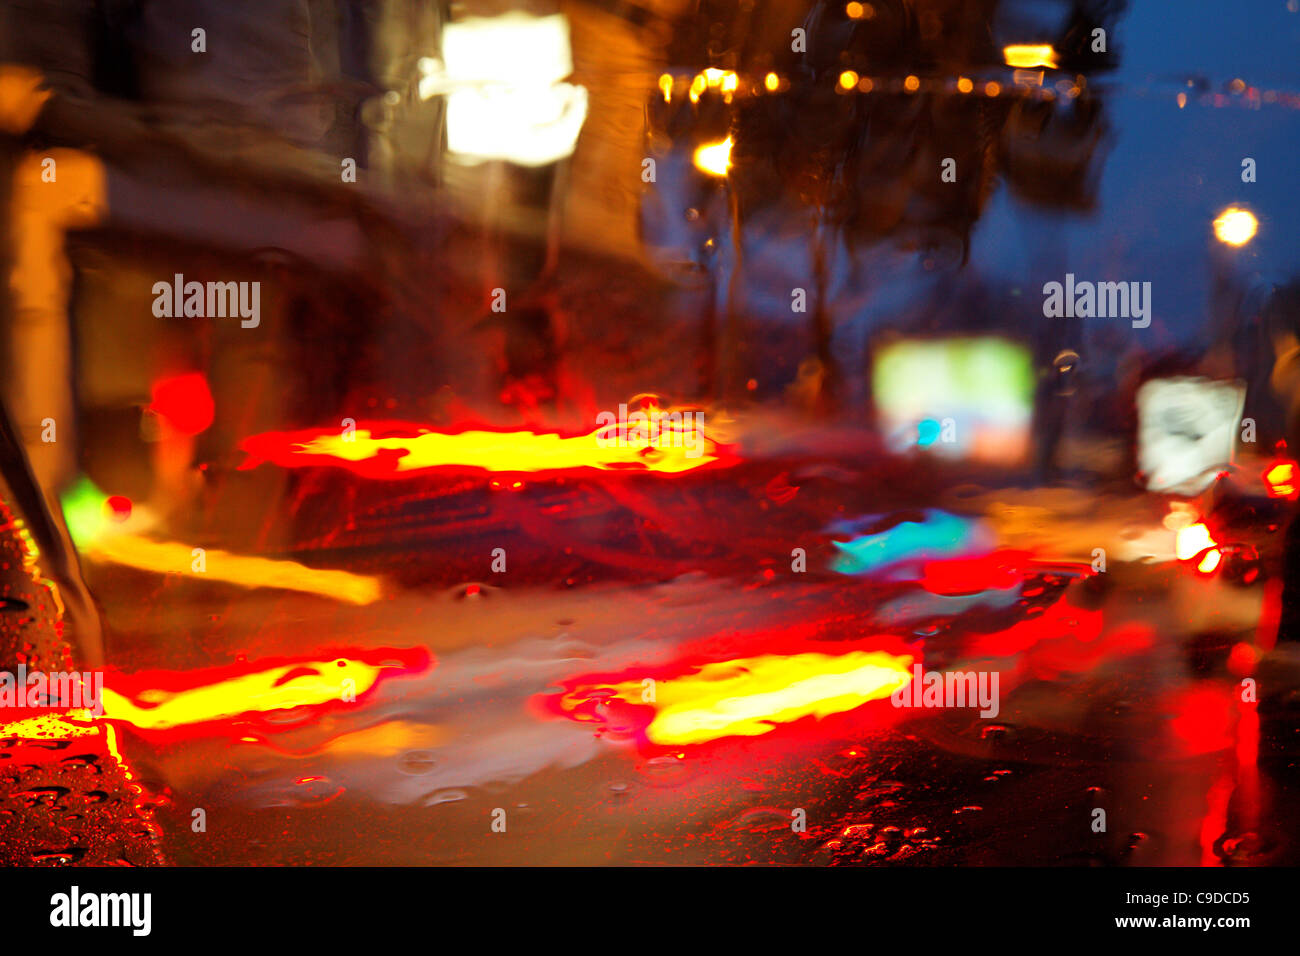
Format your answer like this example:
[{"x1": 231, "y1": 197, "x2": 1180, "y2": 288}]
[
  {"x1": 397, "y1": 750, "x2": 438, "y2": 775},
  {"x1": 425, "y1": 788, "x2": 469, "y2": 807}
]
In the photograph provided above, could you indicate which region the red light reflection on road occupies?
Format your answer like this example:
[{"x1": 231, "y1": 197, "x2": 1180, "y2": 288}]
[
  {"x1": 0, "y1": 648, "x2": 431, "y2": 746},
  {"x1": 238, "y1": 415, "x2": 737, "y2": 479},
  {"x1": 98, "y1": 648, "x2": 431, "y2": 740},
  {"x1": 542, "y1": 638, "x2": 915, "y2": 748},
  {"x1": 920, "y1": 550, "x2": 1032, "y2": 594}
]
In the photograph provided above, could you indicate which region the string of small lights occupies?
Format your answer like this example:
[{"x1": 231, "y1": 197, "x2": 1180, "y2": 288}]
[{"x1": 641, "y1": 64, "x2": 1300, "y2": 111}]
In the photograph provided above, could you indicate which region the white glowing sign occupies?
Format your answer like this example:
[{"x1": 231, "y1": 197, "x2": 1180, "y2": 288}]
[
  {"x1": 435, "y1": 13, "x2": 588, "y2": 167},
  {"x1": 1137, "y1": 377, "x2": 1245, "y2": 495}
]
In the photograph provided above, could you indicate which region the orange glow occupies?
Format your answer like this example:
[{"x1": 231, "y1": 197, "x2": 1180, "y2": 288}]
[
  {"x1": 84, "y1": 533, "x2": 383, "y2": 604},
  {"x1": 838, "y1": 70, "x2": 859, "y2": 90},
  {"x1": 1197, "y1": 549, "x2": 1222, "y2": 574},
  {"x1": 0, "y1": 712, "x2": 127, "y2": 783},
  {"x1": 1175, "y1": 522, "x2": 1215, "y2": 560},
  {"x1": 764, "y1": 72, "x2": 780, "y2": 92},
  {"x1": 9, "y1": 146, "x2": 107, "y2": 494},
  {"x1": 1265, "y1": 459, "x2": 1298, "y2": 498},
  {"x1": 1175, "y1": 521, "x2": 1222, "y2": 575},
  {"x1": 1163, "y1": 502, "x2": 1197, "y2": 531},
  {"x1": 313, "y1": 720, "x2": 448, "y2": 758},
  {"x1": 0, "y1": 651, "x2": 430, "y2": 748},
  {"x1": 552, "y1": 649, "x2": 913, "y2": 746},
  {"x1": 0, "y1": 711, "x2": 98, "y2": 740},
  {"x1": 903, "y1": 75, "x2": 920, "y2": 92},
  {"x1": 1003, "y1": 44, "x2": 1058, "y2": 69},
  {"x1": 956, "y1": 77, "x2": 973, "y2": 93},
  {"x1": 658, "y1": 73, "x2": 673, "y2": 102},
  {"x1": 240, "y1": 415, "x2": 736, "y2": 478},
  {"x1": 0, "y1": 65, "x2": 52, "y2": 134},
  {"x1": 96, "y1": 649, "x2": 430, "y2": 737},
  {"x1": 701, "y1": 68, "x2": 736, "y2": 90},
  {"x1": 686, "y1": 69, "x2": 739, "y2": 105},
  {"x1": 693, "y1": 136, "x2": 733, "y2": 177},
  {"x1": 984, "y1": 81, "x2": 1002, "y2": 97},
  {"x1": 99, "y1": 659, "x2": 383, "y2": 732}
]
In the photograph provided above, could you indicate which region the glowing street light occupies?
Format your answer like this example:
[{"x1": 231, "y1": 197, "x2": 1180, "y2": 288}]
[
  {"x1": 693, "y1": 135, "x2": 733, "y2": 178},
  {"x1": 1003, "y1": 44, "x2": 1059, "y2": 69},
  {"x1": 1213, "y1": 206, "x2": 1258, "y2": 246}
]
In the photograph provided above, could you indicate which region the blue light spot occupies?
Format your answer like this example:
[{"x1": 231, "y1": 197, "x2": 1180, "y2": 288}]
[{"x1": 827, "y1": 509, "x2": 993, "y2": 578}]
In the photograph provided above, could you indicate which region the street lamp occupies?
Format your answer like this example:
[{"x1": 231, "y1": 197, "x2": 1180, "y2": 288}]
[{"x1": 1213, "y1": 206, "x2": 1258, "y2": 247}]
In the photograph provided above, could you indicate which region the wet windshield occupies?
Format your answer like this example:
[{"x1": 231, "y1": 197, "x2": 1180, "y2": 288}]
[{"x1": 1, "y1": 0, "x2": 1299, "y2": 868}]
